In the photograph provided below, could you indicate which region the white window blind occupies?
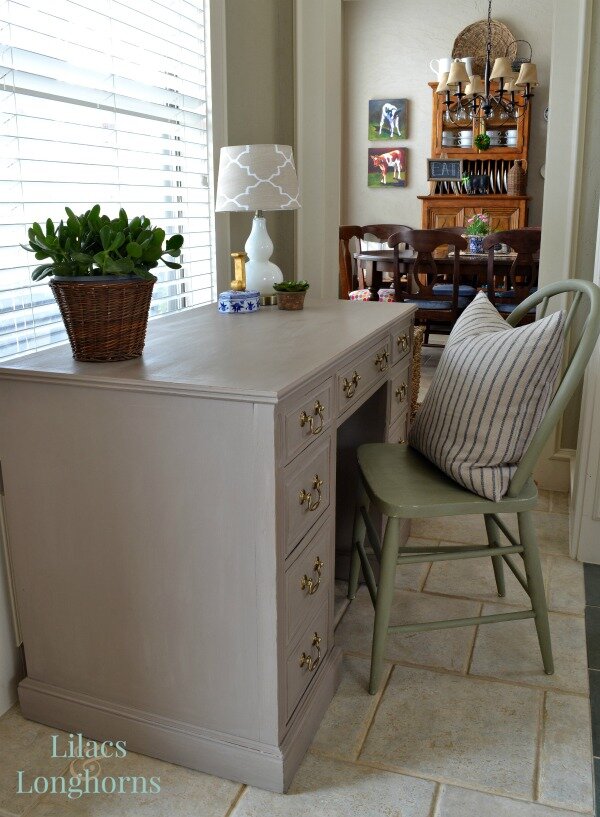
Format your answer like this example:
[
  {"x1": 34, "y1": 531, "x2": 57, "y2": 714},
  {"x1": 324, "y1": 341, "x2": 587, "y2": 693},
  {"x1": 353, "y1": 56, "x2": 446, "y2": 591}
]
[{"x1": 0, "y1": 0, "x2": 215, "y2": 360}]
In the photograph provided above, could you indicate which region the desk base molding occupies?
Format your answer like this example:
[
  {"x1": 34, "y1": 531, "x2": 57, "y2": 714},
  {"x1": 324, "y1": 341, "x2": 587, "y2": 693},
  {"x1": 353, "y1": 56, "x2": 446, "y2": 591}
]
[{"x1": 18, "y1": 647, "x2": 343, "y2": 794}]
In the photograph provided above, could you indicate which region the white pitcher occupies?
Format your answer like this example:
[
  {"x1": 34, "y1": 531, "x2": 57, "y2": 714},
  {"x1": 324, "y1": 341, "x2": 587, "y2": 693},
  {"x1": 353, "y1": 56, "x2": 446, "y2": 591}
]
[
  {"x1": 429, "y1": 57, "x2": 453, "y2": 79},
  {"x1": 459, "y1": 57, "x2": 474, "y2": 78}
]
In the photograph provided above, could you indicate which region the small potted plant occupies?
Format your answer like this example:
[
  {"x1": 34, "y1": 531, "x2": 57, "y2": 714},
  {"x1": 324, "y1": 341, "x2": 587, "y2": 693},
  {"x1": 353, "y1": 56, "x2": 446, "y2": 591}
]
[
  {"x1": 465, "y1": 212, "x2": 491, "y2": 254},
  {"x1": 273, "y1": 280, "x2": 310, "y2": 310},
  {"x1": 22, "y1": 205, "x2": 183, "y2": 361}
]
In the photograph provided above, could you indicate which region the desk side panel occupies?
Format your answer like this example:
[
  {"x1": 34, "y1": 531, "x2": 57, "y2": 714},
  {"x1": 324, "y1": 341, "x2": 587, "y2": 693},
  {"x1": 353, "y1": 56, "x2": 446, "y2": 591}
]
[{"x1": 0, "y1": 381, "x2": 278, "y2": 744}]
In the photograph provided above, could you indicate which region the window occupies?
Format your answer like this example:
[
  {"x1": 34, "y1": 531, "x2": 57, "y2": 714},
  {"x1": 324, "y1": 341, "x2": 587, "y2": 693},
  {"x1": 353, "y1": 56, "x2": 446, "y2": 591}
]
[{"x1": 0, "y1": 0, "x2": 215, "y2": 360}]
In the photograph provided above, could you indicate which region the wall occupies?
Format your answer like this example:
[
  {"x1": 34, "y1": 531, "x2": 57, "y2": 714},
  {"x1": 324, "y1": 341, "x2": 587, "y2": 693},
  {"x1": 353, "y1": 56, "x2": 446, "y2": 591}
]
[
  {"x1": 342, "y1": 0, "x2": 553, "y2": 228},
  {"x1": 0, "y1": 517, "x2": 20, "y2": 715},
  {"x1": 221, "y1": 0, "x2": 295, "y2": 284}
]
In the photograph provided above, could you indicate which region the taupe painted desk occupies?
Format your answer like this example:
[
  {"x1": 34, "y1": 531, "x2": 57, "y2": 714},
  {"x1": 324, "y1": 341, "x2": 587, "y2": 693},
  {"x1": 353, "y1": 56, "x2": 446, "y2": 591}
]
[{"x1": 0, "y1": 298, "x2": 415, "y2": 792}]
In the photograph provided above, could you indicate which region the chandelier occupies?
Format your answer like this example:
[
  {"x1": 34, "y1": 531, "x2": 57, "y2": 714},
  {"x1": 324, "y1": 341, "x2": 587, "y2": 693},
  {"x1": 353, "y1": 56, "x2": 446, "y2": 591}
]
[{"x1": 437, "y1": 0, "x2": 539, "y2": 125}]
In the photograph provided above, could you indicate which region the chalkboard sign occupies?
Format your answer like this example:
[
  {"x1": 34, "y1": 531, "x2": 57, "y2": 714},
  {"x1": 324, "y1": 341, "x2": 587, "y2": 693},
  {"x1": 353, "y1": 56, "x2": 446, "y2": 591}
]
[{"x1": 427, "y1": 159, "x2": 463, "y2": 181}]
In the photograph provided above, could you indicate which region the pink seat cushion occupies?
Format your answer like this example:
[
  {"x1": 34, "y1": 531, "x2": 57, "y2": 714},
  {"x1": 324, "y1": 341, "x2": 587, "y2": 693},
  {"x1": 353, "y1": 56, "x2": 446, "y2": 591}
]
[{"x1": 349, "y1": 288, "x2": 395, "y2": 303}]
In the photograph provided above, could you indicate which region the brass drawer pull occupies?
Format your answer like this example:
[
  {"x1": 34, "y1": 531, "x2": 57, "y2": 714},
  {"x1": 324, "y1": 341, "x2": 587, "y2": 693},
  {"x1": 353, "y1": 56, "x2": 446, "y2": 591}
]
[
  {"x1": 397, "y1": 333, "x2": 409, "y2": 352},
  {"x1": 299, "y1": 475, "x2": 323, "y2": 512},
  {"x1": 300, "y1": 556, "x2": 324, "y2": 595},
  {"x1": 299, "y1": 400, "x2": 325, "y2": 436},
  {"x1": 395, "y1": 383, "x2": 407, "y2": 403},
  {"x1": 342, "y1": 371, "x2": 361, "y2": 398},
  {"x1": 374, "y1": 349, "x2": 389, "y2": 372},
  {"x1": 299, "y1": 632, "x2": 322, "y2": 672},
  {"x1": 398, "y1": 437, "x2": 406, "y2": 445}
]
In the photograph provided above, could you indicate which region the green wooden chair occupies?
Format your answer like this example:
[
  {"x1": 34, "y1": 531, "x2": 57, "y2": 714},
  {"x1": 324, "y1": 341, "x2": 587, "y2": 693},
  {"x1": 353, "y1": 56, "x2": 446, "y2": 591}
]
[{"x1": 348, "y1": 280, "x2": 600, "y2": 694}]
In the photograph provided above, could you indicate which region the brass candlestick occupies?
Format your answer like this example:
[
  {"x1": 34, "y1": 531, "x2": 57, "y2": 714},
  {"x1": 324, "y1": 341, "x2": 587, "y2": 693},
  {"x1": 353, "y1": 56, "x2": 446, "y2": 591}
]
[{"x1": 230, "y1": 252, "x2": 247, "y2": 291}]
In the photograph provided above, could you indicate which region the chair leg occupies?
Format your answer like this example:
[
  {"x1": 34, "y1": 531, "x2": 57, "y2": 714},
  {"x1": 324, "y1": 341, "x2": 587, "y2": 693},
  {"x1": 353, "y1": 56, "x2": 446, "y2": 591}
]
[
  {"x1": 348, "y1": 480, "x2": 370, "y2": 600},
  {"x1": 519, "y1": 510, "x2": 554, "y2": 675},
  {"x1": 369, "y1": 516, "x2": 401, "y2": 694},
  {"x1": 484, "y1": 514, "x2": 506, "y2": 597}
]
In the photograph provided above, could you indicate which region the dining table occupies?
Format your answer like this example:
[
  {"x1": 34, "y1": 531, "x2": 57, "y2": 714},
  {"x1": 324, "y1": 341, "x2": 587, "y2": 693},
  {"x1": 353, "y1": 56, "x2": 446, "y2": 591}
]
[{"x1": 354, "y1": 248, "x2": 521, "y2": 302}]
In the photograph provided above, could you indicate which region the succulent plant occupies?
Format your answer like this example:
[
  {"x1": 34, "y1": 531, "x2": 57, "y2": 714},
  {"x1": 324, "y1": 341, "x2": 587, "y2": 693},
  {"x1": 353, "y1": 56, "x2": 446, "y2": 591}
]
[
  {"x1": 272, "y1": 280, "x2": 310, "y2": 292},
  {"x1": 22, "y1": 205, "x2": 184, "y2": 281}
]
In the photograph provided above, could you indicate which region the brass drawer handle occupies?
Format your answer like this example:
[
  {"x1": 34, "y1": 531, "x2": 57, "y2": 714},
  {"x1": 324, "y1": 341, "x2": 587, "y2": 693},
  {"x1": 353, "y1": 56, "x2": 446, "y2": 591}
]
[
  {"x1": 299, "y1": 400, "x2": 325, "y2": 435},
  {"x1": 395, "y1": 383, "x2": 408, "y2": 403},
  {"x1": 374, "y1": 349, "x2": 389, "y2": 372},
  {"x1": 299, "y1": 475, "x2": 323, "y2": 512},
  {"x1": 398, "y1": 437, "x2": 406, "y2": 445},
  {"x1": 342, "y1": 371, "x2": 361, "y2": 398},
  {"x1": 300, "y1": 556, "x2": 324, "y2": 595},
  {"x1": 299, "y1": 632, "x2": 322, "y2": 672},
  {"x1": 397, "y1": 333, "x2": 409, "y2": 352}
]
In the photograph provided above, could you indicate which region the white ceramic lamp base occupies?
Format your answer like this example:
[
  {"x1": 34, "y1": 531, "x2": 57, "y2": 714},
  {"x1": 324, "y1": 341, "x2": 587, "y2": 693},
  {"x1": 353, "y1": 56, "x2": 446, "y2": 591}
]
[{"x1": 244, "y1": 215, "x2": 283, "y2": 294}]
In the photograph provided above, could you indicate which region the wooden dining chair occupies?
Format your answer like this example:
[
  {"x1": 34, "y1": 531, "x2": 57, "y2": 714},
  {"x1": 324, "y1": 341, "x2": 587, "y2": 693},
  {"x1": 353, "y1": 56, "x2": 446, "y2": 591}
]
[
  {"x1": 338, "y1": 224, "x2": 410, "y2": 300},
  {"x1": 388, "y1": 227, "x2": 468, "y2": 344},
  {"x1": 347, "y1": 280, "x2": 600, "y2": 694},
  {"x1": 483, "y1": 229, "x2": 541, "y2": 322}
]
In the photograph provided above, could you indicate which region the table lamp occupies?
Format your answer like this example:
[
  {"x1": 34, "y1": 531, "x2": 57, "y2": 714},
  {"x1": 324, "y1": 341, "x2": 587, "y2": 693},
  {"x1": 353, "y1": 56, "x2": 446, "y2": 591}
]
[{"x1": 215, "y1": 144, "x2": 301, "y2": 293}]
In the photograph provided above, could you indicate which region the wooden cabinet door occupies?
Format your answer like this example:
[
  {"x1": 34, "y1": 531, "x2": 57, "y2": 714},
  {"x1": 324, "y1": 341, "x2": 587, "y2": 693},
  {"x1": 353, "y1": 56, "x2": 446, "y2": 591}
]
[{"x1": 427, "y1": 206, "x2": 465, "y2": 230}]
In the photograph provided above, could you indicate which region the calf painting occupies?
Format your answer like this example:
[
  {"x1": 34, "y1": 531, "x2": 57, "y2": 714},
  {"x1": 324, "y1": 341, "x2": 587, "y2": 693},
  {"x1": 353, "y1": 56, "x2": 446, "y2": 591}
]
[
  {"x1": 369, "y1": 98, "x2": 408, "y2": 140},
  {"x1": 368, "y1": 147, "x2": 407, "y2": 188}
]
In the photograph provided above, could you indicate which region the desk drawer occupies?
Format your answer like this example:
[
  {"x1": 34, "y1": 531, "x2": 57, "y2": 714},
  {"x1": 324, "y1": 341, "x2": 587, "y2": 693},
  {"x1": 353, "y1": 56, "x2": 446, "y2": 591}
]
[
  {"x1": 388, "y1": 361, "x2": 411, "y2": 427},
  {"x1": 286, "y1": 596, "x2": 330, "y2": 722},
  {"x1": 285, "y1": 516, "x2": 333, "y2": 646},
  {"x1": 387, "y1": 410, "x2": 409, "y2": 445},
  {"x1": 283, "y1": 438, "x2": 331, "y2": 558},
  {"x1": 282, "y1": 379, "x2": 333, "y2": 464},
  {"x1": 336, "y1": 337, "x2": 390, "y2": 417},
  {"x1": 391, "y1": 322, "x2": 413, "y2": 366}
]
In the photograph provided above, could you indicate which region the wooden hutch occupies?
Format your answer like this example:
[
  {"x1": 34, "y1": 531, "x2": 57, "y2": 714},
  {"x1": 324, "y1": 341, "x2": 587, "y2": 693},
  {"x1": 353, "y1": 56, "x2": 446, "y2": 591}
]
[{"x1": 419, "y1": 81, "x2": 532, "y2": 231}]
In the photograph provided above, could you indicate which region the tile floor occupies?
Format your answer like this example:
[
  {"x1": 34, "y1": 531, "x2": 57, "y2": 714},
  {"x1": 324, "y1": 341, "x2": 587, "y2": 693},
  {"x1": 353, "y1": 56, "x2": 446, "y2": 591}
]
[
  {"x1": 0, "y1": 340, "x2": 593, "y2": 816},
  {"x1": 0, "y1": 488, "x2": 593, "y2": 817}
]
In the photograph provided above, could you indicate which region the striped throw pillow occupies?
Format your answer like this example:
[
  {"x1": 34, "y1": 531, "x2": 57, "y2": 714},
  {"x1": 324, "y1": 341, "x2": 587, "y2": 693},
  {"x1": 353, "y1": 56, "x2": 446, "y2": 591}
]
[{"x1": 409, "y1": 292, "x2": 565, "y2": 502}]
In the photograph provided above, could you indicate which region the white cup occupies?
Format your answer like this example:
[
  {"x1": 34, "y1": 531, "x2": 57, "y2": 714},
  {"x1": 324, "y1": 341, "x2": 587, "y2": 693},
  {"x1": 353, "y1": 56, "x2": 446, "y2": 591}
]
[{"x1": 429, "y1": 57, "x2": 453, "y2": 78}]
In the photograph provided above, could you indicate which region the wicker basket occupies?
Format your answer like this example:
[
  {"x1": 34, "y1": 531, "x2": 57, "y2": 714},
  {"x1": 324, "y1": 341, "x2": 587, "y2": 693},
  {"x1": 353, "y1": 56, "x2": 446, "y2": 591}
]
[
  {"x1": 453, "y1": 20, "x2": 517, "y2": 77},
  {"x1": 507, "y1": 160, "x2": 527, "y2": 196},
  {"x1": 50, "y1": 276, "x2": 155, "y2": 362}
]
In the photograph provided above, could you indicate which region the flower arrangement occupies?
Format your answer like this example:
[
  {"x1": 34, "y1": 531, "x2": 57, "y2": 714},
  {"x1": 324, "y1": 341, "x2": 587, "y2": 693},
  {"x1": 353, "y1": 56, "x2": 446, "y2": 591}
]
[{"x1": 465, "y1": 213, "x2": 491, "y2": 236}]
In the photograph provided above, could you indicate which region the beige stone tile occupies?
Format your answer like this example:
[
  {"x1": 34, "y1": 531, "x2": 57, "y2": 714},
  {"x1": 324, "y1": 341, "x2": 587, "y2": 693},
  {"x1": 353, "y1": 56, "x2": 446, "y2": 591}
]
[
  {"x1": 310, "y1": 656, "x2": 391, "y2": 761},
  {"x1": 0, "y1": 707, "x2": 71, "y2": 816},
  {"x1": 334, "y1": 580, "x2": 350, "y2": 628},
  {"x1": 470, "y1": 603, "x2": 588, "y2": 693},
  {"x1": 536, "y1": 490, "x2": 552, "y2": 512},
  {"x1": 549, "y1": 492, "x2": 570, "y2": 515},
  {"x1": 232, "y1": 753, "x2": 435, "y2": 817},
  {"x1": 539, "y1": 692, "x2": 594, "y2": 812},
  {"x1": 395, "y1": 539, "x2": 438, "y2": 592},
  {"x1": 531, "y1": 513, "x2": 570, "y2": 556},
  {"x1": 411, "y1": 513, "x2": 569, "y2": 556},
  {"x1": 361, "y1": 665, "x2": 539, "y2": 798},
  {"x1": 27, "y1": 750, "x2": 241, "y2": 816},
  {"x1": 437, "y1": 784, "x2": 589, "y2": 816},
  {"x1": 336, "y1": 588, "x2": 479, "y2": 672},
  {"x1": 547, "y1": 556, "x2": 585, "y2": 615},
  {"x1": 424, "y1": 550, "x2": 550, "y2": 606}
]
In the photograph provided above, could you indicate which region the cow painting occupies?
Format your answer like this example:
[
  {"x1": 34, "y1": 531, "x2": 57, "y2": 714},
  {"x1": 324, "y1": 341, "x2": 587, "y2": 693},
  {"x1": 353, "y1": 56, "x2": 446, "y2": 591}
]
[
  {"x1": 368, "y1": 98, "x2": 408, "y2": 141},
  {"x1": 368, "y1": 148, "x2": 407, "y2": 187}
]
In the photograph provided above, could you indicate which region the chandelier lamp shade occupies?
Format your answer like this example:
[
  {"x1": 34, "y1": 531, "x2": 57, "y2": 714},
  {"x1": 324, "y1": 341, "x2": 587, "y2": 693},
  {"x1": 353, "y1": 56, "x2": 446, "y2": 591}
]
[
  {"x1": 436, "y1": 0, "x2": 539, "y2": 125},
  {"x1": 215, "y1": 144, "x2": 301, "y2": 293}
]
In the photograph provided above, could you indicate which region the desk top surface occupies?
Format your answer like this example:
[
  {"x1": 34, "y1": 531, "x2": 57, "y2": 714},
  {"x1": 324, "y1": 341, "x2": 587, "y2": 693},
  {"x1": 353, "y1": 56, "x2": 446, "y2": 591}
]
[{"x1": 0, "y1": 298, "x2": 415, "y2": 402}]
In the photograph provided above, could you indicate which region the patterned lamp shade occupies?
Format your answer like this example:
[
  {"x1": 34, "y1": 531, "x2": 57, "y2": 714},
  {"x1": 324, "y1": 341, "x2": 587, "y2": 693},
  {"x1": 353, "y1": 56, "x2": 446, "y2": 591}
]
[{"x1": 215, "y1": 144, "x2": 301, "y2": 212}]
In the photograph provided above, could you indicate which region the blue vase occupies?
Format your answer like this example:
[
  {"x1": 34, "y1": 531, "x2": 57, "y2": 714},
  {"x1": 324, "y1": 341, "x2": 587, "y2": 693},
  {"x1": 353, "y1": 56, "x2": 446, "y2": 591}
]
[{"x1": 468, "y1": 235, "x2": 485, "y2": 254}]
